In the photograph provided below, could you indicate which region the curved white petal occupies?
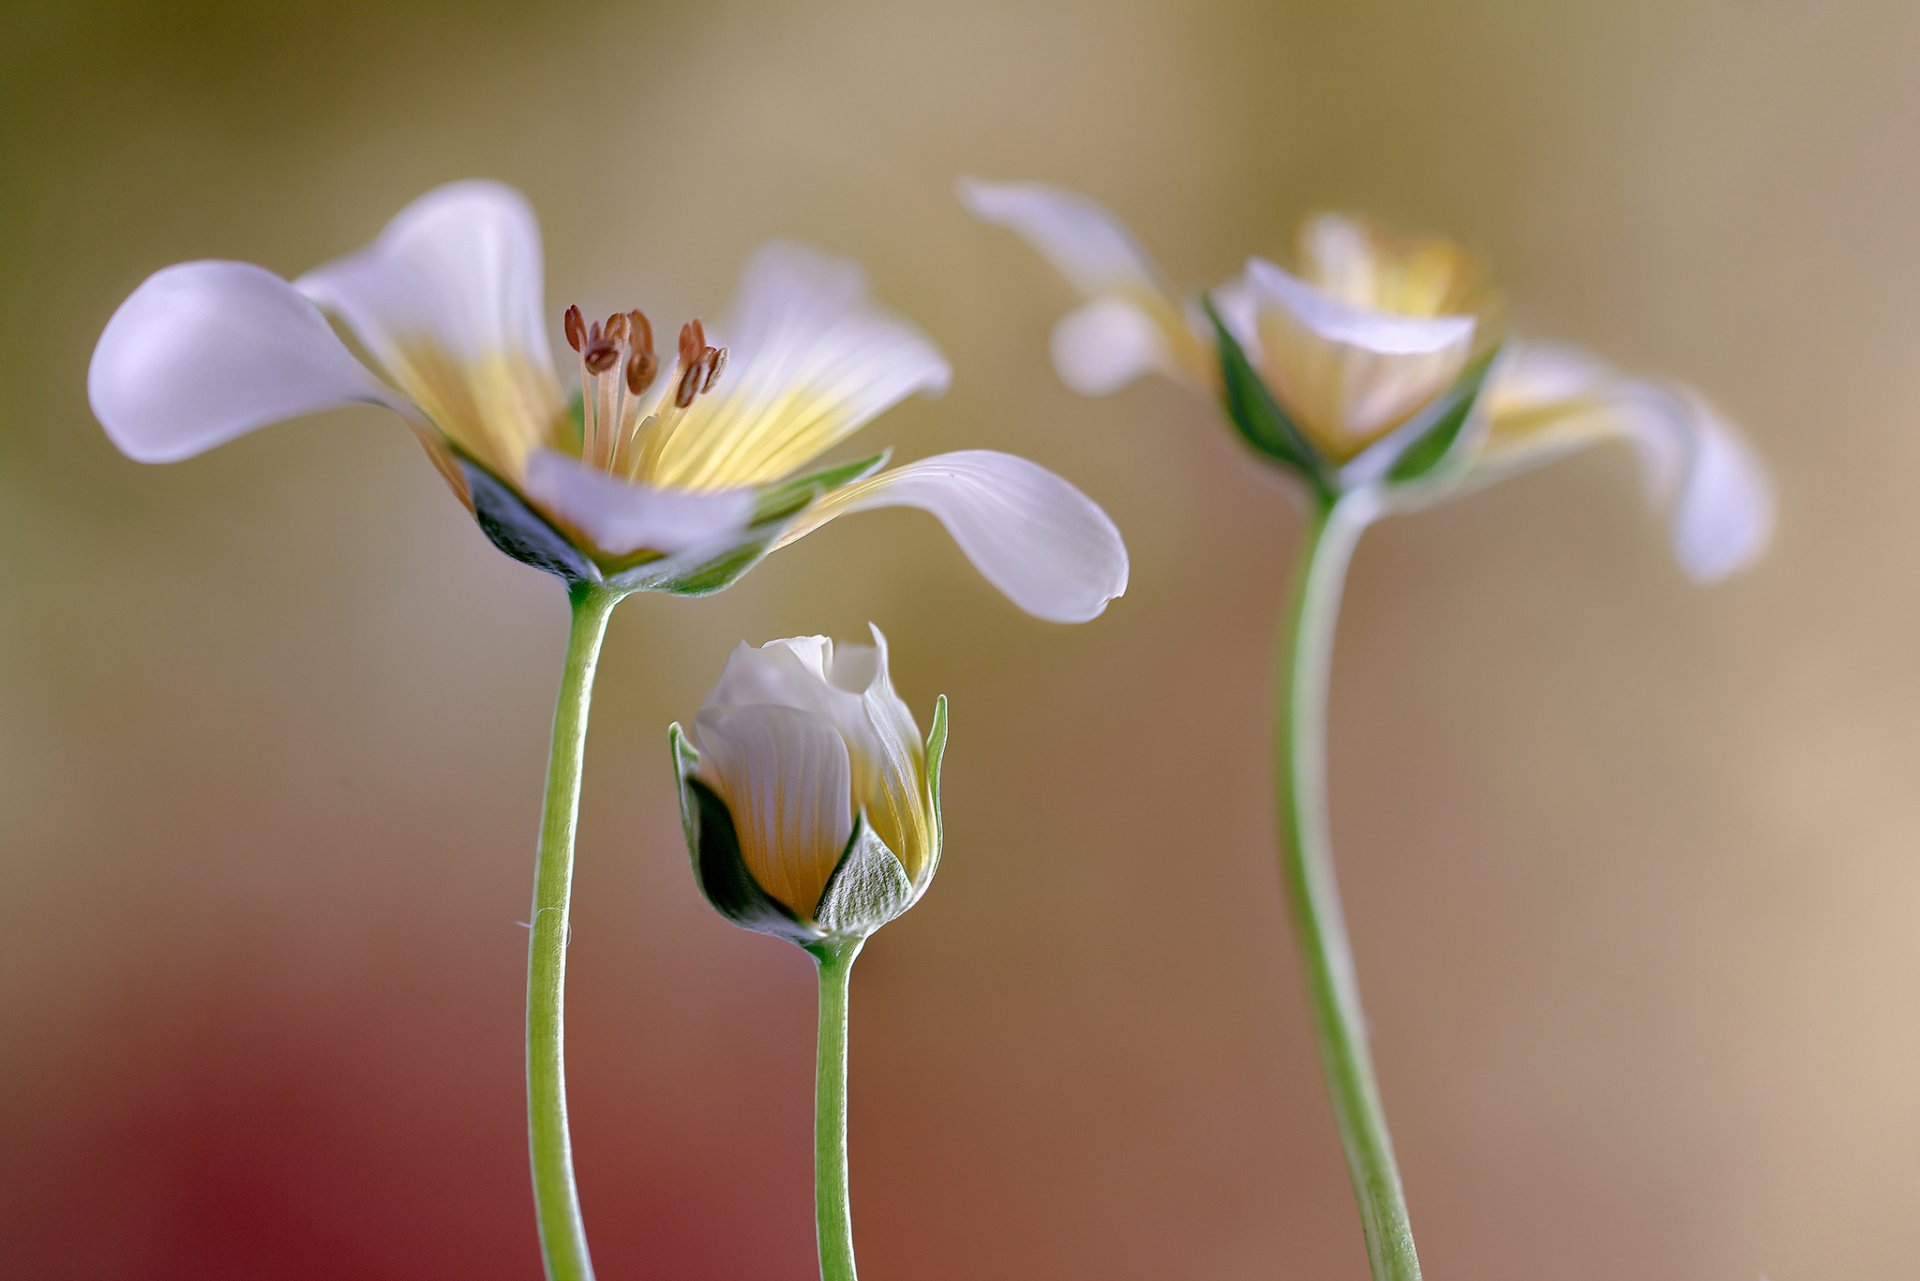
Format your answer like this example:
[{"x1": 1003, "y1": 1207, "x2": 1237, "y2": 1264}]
[
  {"x1": 521, "y1": 450, "x2": 756, "y2": 557},
  {"x1": 958, "y1": 178, "x2": 1163, "y2": 298},
  {"x1": 1245, "y1": 256, "x2": 1478, "y2": 456},
  {"x1": 89, "y1": 261, "x2": 411, "y2": 463},
  {"x1": 1051, "y1": 297, "x2": 1169, "y2": 395},
  {"x1": 642, "y1": 242, "x2": 950, "y2": 490},
  {"x1": 296, "y1": 180, "x2": 553, "y2": 371},
  {"x1": 781, "y1": 450, "x2": 1130, "y2": 623},
  {"x1": 1245, "y1": 257, "x2": 1476, "y2": 356},
  {"x1": 702, "y1": 629, "x2": 933, "y2": 881},
  {"x1": 1628, "y1": 388, "x2": 1775, "y2": 583},
  {"x1": 296, "y1": 181, "x2": 562, "y2": 471},
  {"x1": 1481, "y1": 344, "x2": 1774, "y2": 582},
  {"x1": 693, "y1": 704, "x2": 854, "y2": 919}
]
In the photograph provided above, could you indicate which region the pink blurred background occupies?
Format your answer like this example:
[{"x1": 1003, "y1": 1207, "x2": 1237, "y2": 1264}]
[{"x1": 4, "y1": 0, "x2": 1918, "y2": 1277}]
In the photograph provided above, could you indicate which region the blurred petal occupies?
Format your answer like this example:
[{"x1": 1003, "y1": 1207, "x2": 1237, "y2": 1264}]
[
  {"x1": 1245, "y1": 256, "x2": 1478, "y2": 457},
  {"x1": 89, "y1": 261, "x2": 410, "y2": 463},
  {"x1": 1482, "y1": 343, "x2": 1774, "y2": 582},
  {"x1": 521, "y1": 450, "x2": 756, "y2": 557},
  {"x1": 958, "y1": 178, "x2": 1163, "y2": 298},
  {"x1": 296, "y1": 181, "x2": 563, "y2": 472},
  {"x1": 642, "y1": 242, "x2": 950, "y2": 490},
  {"x1": 1295, "y1": 213, "x2": 1489, "y2": 317},
  {"x1": 693, "y1": 704, "x2": 854, "y2": 919},
  {"x1": 1051, "y1": 297, "x2": 1169, "y2": 395},
  {"x1": 781, "y1": 449, "x2": 1129, "y2": 623},
  {"x1": 961, "y1": 178, "x2": 1212, "y2": 390}
]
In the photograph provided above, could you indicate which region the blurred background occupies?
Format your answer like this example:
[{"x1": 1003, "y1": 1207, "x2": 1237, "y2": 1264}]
[{"x1": 3, "y1": 0, "x2": 1915, "y2": 1277}]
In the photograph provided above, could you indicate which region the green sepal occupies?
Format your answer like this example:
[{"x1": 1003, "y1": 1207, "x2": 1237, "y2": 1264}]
[
  {"x1": 1379, "y1": 346, "x2": 1502, "y2": 487},
  {"x1": 752, "y1": 450, "x2": 890, "y2": 524},
  {"x1": 919, "y1": 694, "x2": 949, "y2": 892},
  {"x1": 457, "y1": 454, "x2": 600, "y2": 584},
  {"x1": 667, "y1": 723, "x2": 817, "y2": 944},
  {"x1": 602, "y1": 531, "x2": 785, "y2": 597},
  {"x1": 1203, "y1": 297, "x2": 1335, "y2": 500},
  {"x1": 814, "y1": 815, "x2": 914, "y2": 939}
]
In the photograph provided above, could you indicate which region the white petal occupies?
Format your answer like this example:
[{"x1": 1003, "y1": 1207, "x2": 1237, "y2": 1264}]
[
  {"x1": 1628, "y1": 388, "x2": 1775, "y2": 583},
  {"x1": 521, "y1": 450, "x2": 756, "y2": 557},
  {"x1": 781, "y1": 450, "x2": 1130, "y2": 623},
  {"x1": 88, "y1": 261, "x2": 410, "y2": 463},
  {"x1": 642, "y1": 242, "x2": 950, "y2": 490},
  {"x1": 702, "y1": 629, "x2": 932, "y2": 880},
  {"x1": 296, "y1": 180, "x2": 554, "y2": 372},
  {"x1": 1051, "y1": 297, "x2": 1169, "y2": 396},
  {"x1": 1245, "y1": 257, "x2": 1476, "y2": 356},
  {"x1": 693, "y1": 704, "x2": 854, "y2": 919},
  {"x1": 1481, "y1": 344, "x2": 1774, "y2": 582},
  {"x1": 958, "y1": 178, "x2": 1163, "y2": 298}
]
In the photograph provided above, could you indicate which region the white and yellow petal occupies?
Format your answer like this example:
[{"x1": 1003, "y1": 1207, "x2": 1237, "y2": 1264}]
[
  {"x1": 296, "y1": 180, "x2": 565, "y2": 478},
  {"x1": 692, "y1": 704, "x2": 855, "y2": 920},
  {"x1": 88, "y1": 261, "x2": 416, "y2": 463},
  {"x1": 634, "y1": 243, "x2": 950, "y2": 492},
  {"x1": 519, "y1": 450, "x2": 757, "y2": 558},
  {"x1": 775, "y1": 449, "x2": 1130, "y2": 624},
  {"x1": 959, "y1": 178, "x2": 1207, "y2": 393},
  {"x1": 1480, "y1": 342, "x2": 1774, "y2": 582},
  {"x1": 1243, "y1": 256, "x2": 1481, "y2": 461}
]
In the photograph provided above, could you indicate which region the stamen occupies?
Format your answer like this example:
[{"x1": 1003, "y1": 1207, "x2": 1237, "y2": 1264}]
[
  {"x1": 626, "y1": 350, "x2": 658, "y2": 396},
  {"x1": 604, "y1": 312, "x2": 630, "y2": 344},
  {"x1": 584, "y1": 339, "x2": 621, "y2": 376},
  {"x1": 627, "y1": 309, "x2": 653, "y2": 355},
  {"x1": 563, "y1": 305, "x2": 587, "y2": 353},
  {"x1": 674, "y1": 359, "x2": 704, "y2": 409},
  {"x1": 702, "y1": 347, "x2": 728, "y2": 393}
]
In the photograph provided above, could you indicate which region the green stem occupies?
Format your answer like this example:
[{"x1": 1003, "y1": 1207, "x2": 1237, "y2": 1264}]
[
  {"x1": 527, "y1": 580, "x2": 622, "y2": 1281},
  {"x1": 810, "y1": 939, "x2": 864, "y2": 1281},
  {"x1": 1274, "y1": 497, "x2": 1421, "y2": 1281}
]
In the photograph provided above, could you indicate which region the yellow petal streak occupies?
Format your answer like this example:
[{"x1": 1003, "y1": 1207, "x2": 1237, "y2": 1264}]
[{"x1": 384, "y1": 338, "x2": 566, "y2": 479}]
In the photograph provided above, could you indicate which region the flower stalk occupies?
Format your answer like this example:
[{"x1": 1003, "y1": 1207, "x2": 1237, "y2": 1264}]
[
  {"x1": 809, "y1": 939, "x2": 864, "y2": 1281},
  {"x1": 1273, "y1": 495, "x2": 1421, "y2": 1281},
  {"x1": 527, "y1": 580, "x2": 623, "y2": 1281}
]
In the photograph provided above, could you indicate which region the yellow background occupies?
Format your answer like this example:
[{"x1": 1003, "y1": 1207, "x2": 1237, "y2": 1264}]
[{"x1": 4, "y1": 0, "x2": 1915, "y2": 1277}]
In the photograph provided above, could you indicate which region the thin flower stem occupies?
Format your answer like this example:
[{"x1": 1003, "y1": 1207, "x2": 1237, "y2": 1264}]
[
  {"x1": 527, "y1": 580, "x2": 623, "y2": 1281},
  {"x1": 1273, "y1": 497, "x2": 1422, "y2": 1281},
  {"x1": 810, "y1": 938, "x2": 864, "y2": 1281}
]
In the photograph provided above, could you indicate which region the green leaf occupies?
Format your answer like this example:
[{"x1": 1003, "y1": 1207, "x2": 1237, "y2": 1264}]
[
  {"x1": 814, "y1": 816, "x2": 914, "y2": 939},
  {"x1": 668, "y1": 724, "x2": 817, "y2": 944},
  {"x1": 1383, "y1": 346, "x2": 1502, "y2": 486},
  {"x1": 752, "y1": 450, "x2": 891, "y2": 523},
  {"x1": 1203, "y1": 298, "x2": 1333, "y2": 497},
  {"x1": 455, "y1": 454, "x2": 598, "y2": 584}
]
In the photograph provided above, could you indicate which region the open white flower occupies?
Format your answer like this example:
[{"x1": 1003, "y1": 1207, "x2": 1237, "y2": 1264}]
[
  {"x1": 670, "y1": 627, "x2": 945, "y2": 943},
  {"x1": 961, "y1": 178, "x2": 1772, "y2": 581},
  {"x1": 91, "y1": 180, "x2": 1129, "y2": 620}
]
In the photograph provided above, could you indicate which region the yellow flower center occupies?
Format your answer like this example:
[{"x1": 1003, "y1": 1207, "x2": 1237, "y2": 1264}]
[{"x1": 561, "y1": 304, "x2": 729, "y2": 484}]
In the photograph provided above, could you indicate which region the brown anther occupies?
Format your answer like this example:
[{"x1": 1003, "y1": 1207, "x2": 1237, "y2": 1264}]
[
  {"x1": 627, "y1": 309, "x2": 653, "y2": 356},
  {"x1": 677, "y1": 319, "x2": 706, "y2": 364},
  {"x1": 584, "y1": 339, "x2": 621, "y2": 375},
  {"x1": 625, "y1": 349, "x2": 658, "y2": 396},
  {"x1": 701, "y1": 346, "x2": 728, "y2": 393},
  {"x1": 605, "y1": 312, "x2": 631, "y2": 344},
  {"x1": 563, "y1": 305, "x2": 587, "y2": 353},
  {"x1": 674, "y1": 360, "x2": 704, "y2": 409}
]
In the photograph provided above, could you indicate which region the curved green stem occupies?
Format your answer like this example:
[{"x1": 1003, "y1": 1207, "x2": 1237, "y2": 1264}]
[
  {"x1": 527, "y1": 580, "x2": 622, "y2": 1281},
  {"x1": 1274, "y1": 497, "x2": 1421, "y2": 1281},
  {"x1": 810, "y1": 939, "x2": 864, "y2": 1281}
]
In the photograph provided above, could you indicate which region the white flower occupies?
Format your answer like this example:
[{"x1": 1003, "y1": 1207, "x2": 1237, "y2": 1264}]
[
  {"x1": 961, "y1": 178, "x2": 1772, "y2": 582},
  {"x1": 670, "y1": 627, "x2": 945, "y2": 942},
  {"x1": 91, "y1": 180, "x2": 1130, "y2": 620}
]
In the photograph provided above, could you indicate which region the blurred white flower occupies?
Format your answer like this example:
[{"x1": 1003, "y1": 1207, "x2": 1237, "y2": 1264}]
[
  {"x1": 962, "y1": 178, "x2": 1772, "y2": 581},
  {"x1": 91, "y1": 181, "x2": 1129, "y2": 619},
  {"x1": 671, "y1": 628, "x2": 945, "y2": 943}
]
